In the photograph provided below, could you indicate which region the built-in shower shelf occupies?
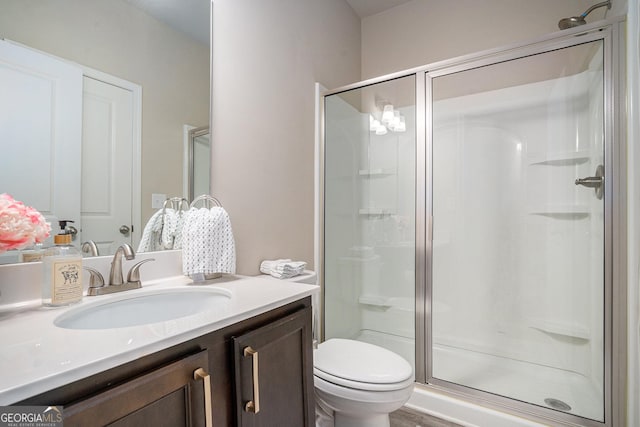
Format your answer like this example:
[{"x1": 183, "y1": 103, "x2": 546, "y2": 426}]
[
  {"x1": 528, "y1": 150, "x2": 591, "y2": 166},
  {"x1": 529, "y1": 318, "x2": 590, "y2": 340},
  {"x1": 358, "y1": 295, "x2": 393, "y2": 308},
  {"x1": 529, "y1": 205, "x2": 590, "y2": 217},
  {"x1": 358, "y1": 168, "x2": 396, "y2": 176},
  {"x1": 359, "y1": 208, "x2": 395, "y2": 216}
]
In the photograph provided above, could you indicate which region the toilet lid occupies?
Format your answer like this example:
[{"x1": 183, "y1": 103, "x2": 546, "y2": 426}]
[{"x1": 314, "y1": 339, "x2": 413, "y2": 390}]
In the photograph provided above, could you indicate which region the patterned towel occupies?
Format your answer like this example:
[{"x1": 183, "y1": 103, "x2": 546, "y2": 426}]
[
  {"x1": 182, "y1": 207, "x2": 236, "y2": 277},
  {"x1": 137, "y1": 209, "x2": 164, "y2": 252},
  {"x1": 161, "y1": 208, "x2": 179, "y2": 249}
]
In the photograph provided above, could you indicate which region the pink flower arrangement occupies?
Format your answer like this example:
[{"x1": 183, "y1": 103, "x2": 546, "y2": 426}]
[{"x1": 0, "y1": 193, "x2": 51, "y2": 254}]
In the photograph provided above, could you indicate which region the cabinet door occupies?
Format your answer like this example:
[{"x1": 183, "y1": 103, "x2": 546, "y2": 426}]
[
  {"x1": 233, "y1": 306, "x2": 314, "y2": 427},
  {"x1": 63, "y1": 350, "x2": 212, "y2": 427}
]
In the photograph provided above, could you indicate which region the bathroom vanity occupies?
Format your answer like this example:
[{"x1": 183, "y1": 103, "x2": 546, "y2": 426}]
[{"x1": 0, "y1": 274, "x2": 317, "y2": 426}]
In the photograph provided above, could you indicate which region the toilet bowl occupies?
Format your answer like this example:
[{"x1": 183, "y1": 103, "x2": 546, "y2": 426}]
[{"x1": 313, "y1": 338, "x2": 414, "y2": 427}]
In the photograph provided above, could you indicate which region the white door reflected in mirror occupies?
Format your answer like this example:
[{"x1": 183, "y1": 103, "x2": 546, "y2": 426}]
[
  {"x1": 81, "y1": 75, "x2": 137, "y2": 255},
  {"x1": 0, "y1": 39, "x2": 82, "y2": 264}
]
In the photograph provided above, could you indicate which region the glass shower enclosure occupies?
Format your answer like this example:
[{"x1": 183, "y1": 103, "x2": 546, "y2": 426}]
[
  {"x1": 322, "y1": 20, "x2": 623, "y2": 427},
  {"x1": 323, "y1": 75, "x2": 417, "y2": 367}
]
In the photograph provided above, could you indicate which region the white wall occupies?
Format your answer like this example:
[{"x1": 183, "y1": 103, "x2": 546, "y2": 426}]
[{"x1": 211, "y1": 0, "x2": 361, "y2": 274}]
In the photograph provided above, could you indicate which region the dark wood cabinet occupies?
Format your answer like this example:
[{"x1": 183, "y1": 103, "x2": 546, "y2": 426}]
[
  {"x1": 18, "y1": 297, "x2": 314, "y2": 427},
  {"x1": 233, "y1": 306, "x2": 314, "y2": 427},
  {"x1": 64, "y1": 350, "x2": 210, "y2": 427}
]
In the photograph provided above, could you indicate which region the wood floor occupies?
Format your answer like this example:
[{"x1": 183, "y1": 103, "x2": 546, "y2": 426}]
[{"x1": 390, "y1": 407, "x2": 463, "y2": 427}]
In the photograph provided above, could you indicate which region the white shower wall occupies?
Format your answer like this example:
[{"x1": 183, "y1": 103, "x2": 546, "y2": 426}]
[{"x1": 431, "y1": 66, "x2": 604, "y2": 395}]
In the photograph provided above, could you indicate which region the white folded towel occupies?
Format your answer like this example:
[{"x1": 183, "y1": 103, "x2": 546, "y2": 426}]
[
  {"x1": 182, "y1": 207, "x2": 236, "y2": 277},
  {"x1": 260, "y1": 259, "x2": 307, "y2": 279}
]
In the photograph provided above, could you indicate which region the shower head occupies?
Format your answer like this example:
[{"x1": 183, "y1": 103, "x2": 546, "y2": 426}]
[{"x1": 558, "y1": 0, "x2": 611, "y2": 30}]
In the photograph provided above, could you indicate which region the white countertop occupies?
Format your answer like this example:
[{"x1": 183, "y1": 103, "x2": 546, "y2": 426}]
[{"x1": 0, "y1": 275, "x2": 318, "y2": 404}]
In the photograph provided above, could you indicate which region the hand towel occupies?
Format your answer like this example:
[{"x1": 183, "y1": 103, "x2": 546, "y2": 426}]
[
  {"x1": 182, "y1": 206, "x2": 236, "y2": 277},
  {"x1": 161, "y1": 208, "x2": 178, "y2": 250},
  {"x1": 172, "y1": 209, "x2": 186, "y2": 250},
  {"x1": 260, "y1": 259, "x2": 307, "y2": 279},
  {"x1": 137, "y1": 209, "x2": 164, "y2": 252}
]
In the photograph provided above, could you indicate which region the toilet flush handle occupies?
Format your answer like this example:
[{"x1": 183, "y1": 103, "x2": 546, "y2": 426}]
[{"x1": 244, "y1": 346, "x2": 260, "y2": 414}]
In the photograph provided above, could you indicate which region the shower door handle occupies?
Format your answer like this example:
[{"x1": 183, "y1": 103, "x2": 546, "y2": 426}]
[
  {"x1": 575, "y1": 165, "x2": 604, "y2": 200},
  {"x1": 575, "y1": 176, "x2": 602, "y2": 187}
]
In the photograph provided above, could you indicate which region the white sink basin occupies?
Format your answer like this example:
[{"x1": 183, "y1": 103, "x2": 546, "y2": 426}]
[{"x1": 54, "y1": 287, "x2": 232, "y2": 330}]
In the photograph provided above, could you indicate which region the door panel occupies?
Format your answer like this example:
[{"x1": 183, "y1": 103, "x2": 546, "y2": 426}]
[
  {"x1": 0, "y1": 39, "x2": 82, "y2": 243},
  {"x1": 81, "y1": 76, "x2": 134, "y2": 255},
  {"x1": 430, "y1": 41, "x2": 605, "y2": 421}
]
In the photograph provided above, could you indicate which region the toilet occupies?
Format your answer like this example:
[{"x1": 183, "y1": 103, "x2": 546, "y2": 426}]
[
  {"x1": 313, "y1": 338, "x2": 414, "y2": 427},
  {"x1": 270, "y1": 270, "x2": 414, "y2": 427}
]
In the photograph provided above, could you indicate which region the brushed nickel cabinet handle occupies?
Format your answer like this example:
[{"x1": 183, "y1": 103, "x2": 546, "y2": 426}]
[
  {"x1": 194, "y1": 368, "x2": 213, "y2": 427},
  {"x1": 243, "y1": 346, "x2": 260, "y2": 413}
]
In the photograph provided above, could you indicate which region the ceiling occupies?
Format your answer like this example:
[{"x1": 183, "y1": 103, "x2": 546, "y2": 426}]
[
  {"x1": 125, "y1": 0, "x2": 412, "y2": 46},
  {"x1": 345, "y1": 0, "x2": 413, "y2": 18},
  {"x1": 125, "y1": 0, "x2": 210, "y2": 46}
]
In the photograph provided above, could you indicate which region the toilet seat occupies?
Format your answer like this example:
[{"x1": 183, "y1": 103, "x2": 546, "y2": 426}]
[{"x1": 314, "y1": 339, "x2": 414, "y2": 392}]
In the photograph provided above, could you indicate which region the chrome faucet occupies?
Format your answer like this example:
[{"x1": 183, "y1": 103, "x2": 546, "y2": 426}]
[
  {"x1": 109, "y1": 243, "x2": 136, "y2": 286},
  {"x1": 86, "y1": 244, "x2": 154, "y2": 296},
  {"x1": 81, "y1": 240, "x2": 99, "y2": 257}
]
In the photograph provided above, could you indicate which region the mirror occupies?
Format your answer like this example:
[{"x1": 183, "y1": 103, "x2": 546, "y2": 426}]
[
  {"x1": 0, "y1": 0, "x2": 211, "y2": 264},
  {"x1": 185, "y1": 126, "x2": 211, "y2": 202}
]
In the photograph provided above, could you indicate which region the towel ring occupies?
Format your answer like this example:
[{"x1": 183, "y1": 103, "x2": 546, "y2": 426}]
[
  {"x1": 190, "y1": 195, "x2": 222, "y2": 209},
  {"x1": 162, "y1": 197, "x2": 190, "y2": 215}
]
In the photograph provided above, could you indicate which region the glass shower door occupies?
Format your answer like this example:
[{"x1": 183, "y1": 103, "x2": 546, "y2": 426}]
[
  {"x1": 430, "y1": 40, "x2": 605, "y2": 421},
  {"x1": 324, "y1": 75, "x2": 417, "y2": 368}
]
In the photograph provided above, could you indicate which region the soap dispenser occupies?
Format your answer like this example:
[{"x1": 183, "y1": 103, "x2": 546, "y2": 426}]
[{"x1": 42, "y1": 227, "x2": 83, "y2": 307}]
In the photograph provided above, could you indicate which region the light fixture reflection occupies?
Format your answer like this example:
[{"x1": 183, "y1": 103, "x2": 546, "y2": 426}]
[
  {"x1": 370, "y1": 104, "x2": 406, "y2": 134},
  {"x1": 382, "y1": 104, "x2": 394, "y2": 123},
  {"x1": 375, "y1": 125, "x2": 388, "y2": 135},
  {"x1": 369, "y1": 116, "x2": 382, "y2": 132}
]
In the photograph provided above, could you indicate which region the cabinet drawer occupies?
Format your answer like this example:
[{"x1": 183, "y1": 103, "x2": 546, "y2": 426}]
[{"x1": 64, "y1": 350, "x2": 211, "y2": 427}]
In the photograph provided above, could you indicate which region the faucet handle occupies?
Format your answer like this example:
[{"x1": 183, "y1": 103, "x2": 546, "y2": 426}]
[
  {"x1": 81, "y1": 240, "x2": 99, "y2": 257},
  {"x1": 126, "y1": 258, "x2": 155, "y2": 284},
  {"x1": 84, "y1": 267, "x2": 105, "y2": 289}
]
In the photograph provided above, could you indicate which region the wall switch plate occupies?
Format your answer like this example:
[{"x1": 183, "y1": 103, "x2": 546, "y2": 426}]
[{"x1": 151, "y1": 193, "x2": 166, "y2": 209}]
